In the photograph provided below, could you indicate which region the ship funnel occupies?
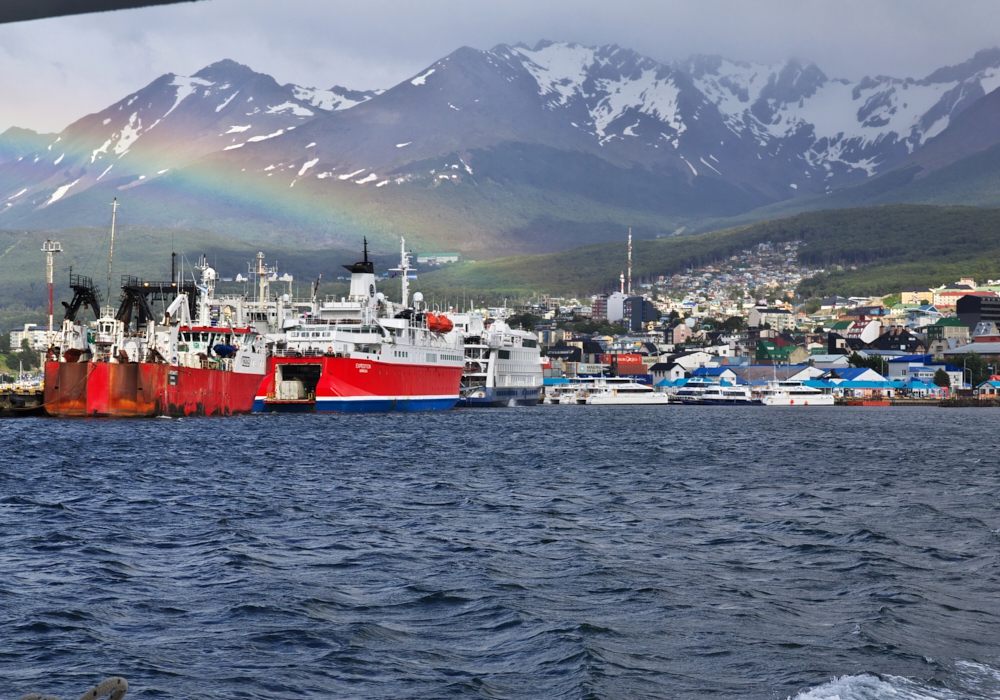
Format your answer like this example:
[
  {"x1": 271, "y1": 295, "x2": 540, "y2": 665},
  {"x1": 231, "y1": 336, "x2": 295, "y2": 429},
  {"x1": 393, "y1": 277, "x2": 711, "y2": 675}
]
[{"x1": 344, "y1": 239, "x2": 376, "y2": 302}]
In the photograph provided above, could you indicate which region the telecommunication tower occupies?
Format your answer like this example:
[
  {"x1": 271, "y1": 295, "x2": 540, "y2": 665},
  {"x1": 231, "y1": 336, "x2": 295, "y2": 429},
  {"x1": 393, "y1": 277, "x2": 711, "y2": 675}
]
[{"x1": 627, "y1": 227, "x2": 632, "y2": 296}]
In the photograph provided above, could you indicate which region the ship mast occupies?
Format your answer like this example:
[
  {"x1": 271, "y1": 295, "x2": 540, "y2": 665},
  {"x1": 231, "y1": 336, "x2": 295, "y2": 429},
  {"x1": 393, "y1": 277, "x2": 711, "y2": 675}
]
[
  {"x1": 42, "y1": 239, "x2": 62, "y2": 337},
  {"x1": 400, "y1": 237, "x2": 410, "y2": 308},
  {"x1": 106, "y1": 198, "x2": 118, "y2": 310},
  {"x1": 390, "y1": 237, "x2": 412, "y2": 307}
]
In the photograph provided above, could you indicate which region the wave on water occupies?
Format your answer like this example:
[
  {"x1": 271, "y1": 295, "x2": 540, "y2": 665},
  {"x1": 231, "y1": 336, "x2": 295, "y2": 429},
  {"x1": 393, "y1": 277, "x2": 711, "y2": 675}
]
[
  {"x1": 796, "y1": 661, "x2": 1000, "y2": 700},
  {"x1": 4, "y1": 409, "x2": 1000, "y2": 699}
]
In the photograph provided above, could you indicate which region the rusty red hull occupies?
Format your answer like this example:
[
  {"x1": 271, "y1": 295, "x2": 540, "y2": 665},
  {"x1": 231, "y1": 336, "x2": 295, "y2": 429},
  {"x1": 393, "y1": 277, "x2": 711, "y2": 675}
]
[{"x1": 44, "y1": 361, "x2": 265, "y2": 417}]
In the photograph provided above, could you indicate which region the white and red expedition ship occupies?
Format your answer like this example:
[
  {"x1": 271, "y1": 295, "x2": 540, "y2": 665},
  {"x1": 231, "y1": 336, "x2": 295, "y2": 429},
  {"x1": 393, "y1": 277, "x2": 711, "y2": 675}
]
[{"x1": 254, "y1": 239, "x2": 465, "y2": 413}]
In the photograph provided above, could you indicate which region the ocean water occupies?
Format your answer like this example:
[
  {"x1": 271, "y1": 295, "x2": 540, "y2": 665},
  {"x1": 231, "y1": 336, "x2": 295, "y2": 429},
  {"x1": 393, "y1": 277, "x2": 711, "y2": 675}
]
[{"x1": 1, "y1": 406, "x2": 999, "y2": 699}]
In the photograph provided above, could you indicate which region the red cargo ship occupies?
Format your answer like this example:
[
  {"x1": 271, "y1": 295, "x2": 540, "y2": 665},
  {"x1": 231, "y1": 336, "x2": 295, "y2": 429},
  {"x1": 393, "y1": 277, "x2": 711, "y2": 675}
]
[
  {"x1": 45, "y1": 326, "x2": 266, "y2": 418},
  {"x1": 44, "y1": 226, "x2": 267, "y2": 418}
]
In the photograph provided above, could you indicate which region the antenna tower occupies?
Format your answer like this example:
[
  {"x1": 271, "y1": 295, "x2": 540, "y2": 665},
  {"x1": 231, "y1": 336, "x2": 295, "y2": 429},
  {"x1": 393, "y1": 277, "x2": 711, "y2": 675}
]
[{"x1": 627, "y1": 227, "x2": 632, "y2": 296}]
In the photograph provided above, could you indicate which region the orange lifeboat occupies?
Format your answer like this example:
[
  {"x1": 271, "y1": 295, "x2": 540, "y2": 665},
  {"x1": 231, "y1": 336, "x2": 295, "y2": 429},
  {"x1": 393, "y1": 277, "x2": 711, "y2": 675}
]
[{"x1": 425, "y1": 314, "x2": 454, "y2": 333}]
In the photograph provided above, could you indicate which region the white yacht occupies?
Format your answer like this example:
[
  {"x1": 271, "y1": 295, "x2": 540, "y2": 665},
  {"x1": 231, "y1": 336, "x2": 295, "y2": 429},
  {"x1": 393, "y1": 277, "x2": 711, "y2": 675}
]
[
  {"x1": 447, "y1": 313, "x2": 543, "y2": 407},
  {"x1": 754, "y1": 380, "x2": 834, "y2": 406},
  {"x1": 700, "y1": 385, "x2": 756, "y2": 405},
  {"x1": 562, "y1": 376, "x2": 670, "y2": 405}
]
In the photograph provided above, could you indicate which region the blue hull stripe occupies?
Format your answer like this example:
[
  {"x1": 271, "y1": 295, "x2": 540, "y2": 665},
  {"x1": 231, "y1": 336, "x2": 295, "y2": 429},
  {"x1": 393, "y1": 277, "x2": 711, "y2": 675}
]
[{"x1": 253, "y1": 396, "x2": 457, "y2": 413}]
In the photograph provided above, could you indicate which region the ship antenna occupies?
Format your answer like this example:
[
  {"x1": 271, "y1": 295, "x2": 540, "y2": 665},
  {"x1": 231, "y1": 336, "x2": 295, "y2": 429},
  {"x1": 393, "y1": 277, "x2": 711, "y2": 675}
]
[
  {"x1": 363, "y1": 237, "x2": 369, "y2": 264},
  {"x1": 106, "y1": 198, "x2": 119, "y2": 307}
]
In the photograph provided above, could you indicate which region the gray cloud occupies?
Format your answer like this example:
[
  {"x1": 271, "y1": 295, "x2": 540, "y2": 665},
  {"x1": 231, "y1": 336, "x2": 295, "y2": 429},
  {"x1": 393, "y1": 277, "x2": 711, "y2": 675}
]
[{"x1": 1, "y1": 0, "x2": 998, "y2": 133}]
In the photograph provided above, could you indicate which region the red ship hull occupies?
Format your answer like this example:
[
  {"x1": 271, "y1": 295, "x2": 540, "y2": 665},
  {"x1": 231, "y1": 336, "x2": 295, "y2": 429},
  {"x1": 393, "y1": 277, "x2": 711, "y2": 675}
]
[
  {"x1": 44, "y1": 361, "x2": 265, "y2": 417},
  {"x1": 255, "y1": 355, "x2": 463, "y2": 412}
]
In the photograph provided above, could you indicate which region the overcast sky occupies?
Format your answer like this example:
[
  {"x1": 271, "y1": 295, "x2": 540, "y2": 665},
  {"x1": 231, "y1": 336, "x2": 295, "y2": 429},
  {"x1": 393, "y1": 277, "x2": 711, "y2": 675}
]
[{"x1": 1, "y1": 0, "x2": 998, "y2": 133}]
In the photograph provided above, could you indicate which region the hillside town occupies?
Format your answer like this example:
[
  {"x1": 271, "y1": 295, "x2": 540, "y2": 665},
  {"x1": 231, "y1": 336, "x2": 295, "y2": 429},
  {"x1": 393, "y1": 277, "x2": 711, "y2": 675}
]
[{"x1": 479, "y1": 242, "x2": 1000, "y2": 402}]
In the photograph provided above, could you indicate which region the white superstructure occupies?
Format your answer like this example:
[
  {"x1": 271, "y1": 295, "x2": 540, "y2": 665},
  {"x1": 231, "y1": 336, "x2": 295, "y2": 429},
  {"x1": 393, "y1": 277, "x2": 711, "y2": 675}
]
[{"x1": 447, "y1": 314, "x2": 543, "y2": 407}]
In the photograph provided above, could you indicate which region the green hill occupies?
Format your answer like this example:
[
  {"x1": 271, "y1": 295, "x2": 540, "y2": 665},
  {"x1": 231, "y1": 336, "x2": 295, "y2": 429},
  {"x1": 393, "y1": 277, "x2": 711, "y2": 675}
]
[
  {"x1": 416, "y1": 205, "x2": 1000, "y2": 299},
  {"x1": 8, "y1": 204, "x2": 1000, "y2": 332}
]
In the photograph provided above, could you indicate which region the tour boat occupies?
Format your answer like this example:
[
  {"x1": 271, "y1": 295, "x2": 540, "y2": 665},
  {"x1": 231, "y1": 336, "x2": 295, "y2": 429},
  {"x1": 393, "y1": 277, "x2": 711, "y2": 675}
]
[
  {"x1": 754, "y1": 380, "x2": 834, "y2": 406},
  {"x1": 554, "y1": 376, "x2": 669, "y2": 405},
  {"x1": 699, "y1": 385, "x2": 756, "y2": 405}
]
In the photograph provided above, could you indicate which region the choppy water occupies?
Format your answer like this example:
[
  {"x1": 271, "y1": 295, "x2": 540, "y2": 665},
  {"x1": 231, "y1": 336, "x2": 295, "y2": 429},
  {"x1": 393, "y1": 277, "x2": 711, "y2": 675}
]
[{"x1": 2, "y1": 406, "x2": 1000, "y2": 699}]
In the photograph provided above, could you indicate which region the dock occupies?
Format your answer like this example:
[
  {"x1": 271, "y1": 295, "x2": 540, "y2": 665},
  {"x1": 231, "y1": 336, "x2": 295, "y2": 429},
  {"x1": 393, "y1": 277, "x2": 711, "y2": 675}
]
[{"x1": 0, "y1": 386, "x2": 46, "y2": 416}]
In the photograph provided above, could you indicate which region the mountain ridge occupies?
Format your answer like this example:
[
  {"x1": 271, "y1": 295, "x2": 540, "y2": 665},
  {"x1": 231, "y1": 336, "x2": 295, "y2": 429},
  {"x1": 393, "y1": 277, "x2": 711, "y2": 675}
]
[{"x1": 2, "y1": 42, "x2": 1000, "y2": 255}]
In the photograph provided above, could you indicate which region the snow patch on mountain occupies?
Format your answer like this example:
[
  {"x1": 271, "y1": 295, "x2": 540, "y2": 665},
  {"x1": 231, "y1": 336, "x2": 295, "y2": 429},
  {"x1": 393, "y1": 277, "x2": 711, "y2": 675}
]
[
  {"x1": 411, "y1": 69, "x2": 435, "y2": 86},
  {"x1": 46, "y1": 179, "x2": 80, "y2": 205},
  {"x1": 216, "y1": 91, "x2": 239, "y2": 112},
  {"x1": 266, "y1": 102, "x2": 313, "y2": 117},
  {"x1": 165, "y1": 76, "x2": 214, "y2": 118},
  {"x1": 513, "y1": 43, "x2": 593, "y2": 107},
  {"x1": 247, "y1": 129, "x2": 285, "y2": 142},
  {"x1": 292, "y1": 85, "x2": 373, "y2": 111},
  {"x1": 593, "y1": 70, "x2": 684, "y2": 140},
  {"x1": 114, "y1": 113, "x2": 142, "y2": 155},
  {"x1": 298, "y1": 158, "x2": 319, "y2": 176}
]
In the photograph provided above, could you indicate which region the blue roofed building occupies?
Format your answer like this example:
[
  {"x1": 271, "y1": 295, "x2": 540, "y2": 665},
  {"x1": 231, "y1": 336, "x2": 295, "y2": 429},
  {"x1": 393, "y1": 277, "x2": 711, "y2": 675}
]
[{"x1": 690, "y1": 366, "x2": 740, "y2": 384}]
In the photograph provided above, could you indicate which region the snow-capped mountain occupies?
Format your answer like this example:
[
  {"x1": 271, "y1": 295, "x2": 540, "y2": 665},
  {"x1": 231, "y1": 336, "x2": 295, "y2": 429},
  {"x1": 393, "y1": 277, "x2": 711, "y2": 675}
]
[
  {"x1": 216, "y1": 41, "x2": 1000, "y2": 203},
  {"x1": 2, "y1": 42, "x2": 1000, "y2": 255},
  {"x1": 677, "y1": 48, "x2": 1000, "y2": 181},
  {"x1": 0, "y1": 59, "x2": 376, "y2": 213}
]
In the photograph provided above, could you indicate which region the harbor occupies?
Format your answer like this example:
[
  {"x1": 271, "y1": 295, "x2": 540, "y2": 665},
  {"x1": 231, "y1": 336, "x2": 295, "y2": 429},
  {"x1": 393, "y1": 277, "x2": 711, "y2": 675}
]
[{"x1": 5, "y1": 207, "x2": 1000, "y2": 418}]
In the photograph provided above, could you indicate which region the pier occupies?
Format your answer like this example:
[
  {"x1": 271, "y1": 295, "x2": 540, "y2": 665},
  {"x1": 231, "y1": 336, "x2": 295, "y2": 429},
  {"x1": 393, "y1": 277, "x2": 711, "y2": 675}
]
[{"x1": 0, "y1": 385, "x2": 45, "y2": 416}]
